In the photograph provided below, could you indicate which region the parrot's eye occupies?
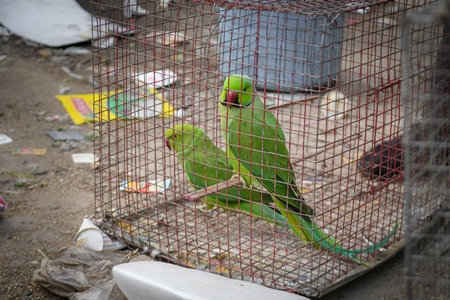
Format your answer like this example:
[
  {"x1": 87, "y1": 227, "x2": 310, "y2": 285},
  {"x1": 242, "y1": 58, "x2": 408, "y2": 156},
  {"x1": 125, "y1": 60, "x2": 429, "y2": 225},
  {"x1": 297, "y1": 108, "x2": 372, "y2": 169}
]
[{"x1": 173, "y1": 134, "x2": 178, "y2": 138}]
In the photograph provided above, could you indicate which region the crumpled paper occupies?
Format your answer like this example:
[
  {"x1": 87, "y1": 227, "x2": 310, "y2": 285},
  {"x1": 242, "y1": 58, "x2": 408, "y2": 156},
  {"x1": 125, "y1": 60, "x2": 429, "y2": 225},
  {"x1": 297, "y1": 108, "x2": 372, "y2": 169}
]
[{"x1": 33, "y1": 246, "x2": 152, "y2": 300}]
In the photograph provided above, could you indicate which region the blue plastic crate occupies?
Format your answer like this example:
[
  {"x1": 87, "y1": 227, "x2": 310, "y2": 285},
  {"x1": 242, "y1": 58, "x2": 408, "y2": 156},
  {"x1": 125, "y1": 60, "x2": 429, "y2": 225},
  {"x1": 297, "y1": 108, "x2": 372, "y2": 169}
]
[{"x1": 218, "y1": 9, "x2": 343, "y2": 91}]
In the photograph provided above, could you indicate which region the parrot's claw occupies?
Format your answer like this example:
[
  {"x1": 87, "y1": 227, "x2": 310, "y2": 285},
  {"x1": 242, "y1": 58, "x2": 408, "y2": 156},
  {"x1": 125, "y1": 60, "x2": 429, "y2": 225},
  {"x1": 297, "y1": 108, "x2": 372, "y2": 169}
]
[
  {"x1": 231, "y1": 173, "x2": 247, "y2": 187},
  {"x1": 197, "y1": 203, "x2": 209, "y2": 212},
  {"x1": 198, "y1": 202, "x2": 216, "y2": 212}
]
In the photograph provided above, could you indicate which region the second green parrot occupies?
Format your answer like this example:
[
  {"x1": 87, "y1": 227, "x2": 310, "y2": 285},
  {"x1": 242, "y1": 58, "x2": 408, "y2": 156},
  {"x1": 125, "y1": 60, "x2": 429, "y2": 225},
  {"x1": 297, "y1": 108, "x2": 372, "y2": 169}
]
[{"x1": 165, "y1": 124, "x2": 288, "y2": 227}]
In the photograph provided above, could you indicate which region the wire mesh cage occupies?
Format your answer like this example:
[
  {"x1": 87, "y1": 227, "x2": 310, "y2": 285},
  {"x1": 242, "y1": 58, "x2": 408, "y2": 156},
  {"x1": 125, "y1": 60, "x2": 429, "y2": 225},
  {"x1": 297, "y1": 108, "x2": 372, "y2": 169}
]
[
  {"x1": 91, "y1": 0, "x2": 445, "y2": 297},
  {"x1": 402, "y1": 1, "x2": 450, "y2": 299}
]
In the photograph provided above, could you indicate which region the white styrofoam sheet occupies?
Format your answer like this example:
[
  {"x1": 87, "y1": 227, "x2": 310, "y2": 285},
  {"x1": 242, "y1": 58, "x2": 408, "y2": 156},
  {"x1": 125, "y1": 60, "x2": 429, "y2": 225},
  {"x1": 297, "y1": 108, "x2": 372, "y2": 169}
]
[
  {"x1": 0, "y1": 0, "x2": 92, "y2": 47},
  {"x1": 113, "y1": 261, "x2": 309, "y2": 300}
]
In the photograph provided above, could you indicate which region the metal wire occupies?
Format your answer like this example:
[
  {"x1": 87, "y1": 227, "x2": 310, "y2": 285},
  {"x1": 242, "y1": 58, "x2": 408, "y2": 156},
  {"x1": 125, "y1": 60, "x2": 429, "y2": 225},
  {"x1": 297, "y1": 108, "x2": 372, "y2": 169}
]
[
  {"x1": 403, "y1": 1, "x2": 450, "y2": 299},
  {"x1": 91, "y1": 0, "x2": 443, "y2": 297}
]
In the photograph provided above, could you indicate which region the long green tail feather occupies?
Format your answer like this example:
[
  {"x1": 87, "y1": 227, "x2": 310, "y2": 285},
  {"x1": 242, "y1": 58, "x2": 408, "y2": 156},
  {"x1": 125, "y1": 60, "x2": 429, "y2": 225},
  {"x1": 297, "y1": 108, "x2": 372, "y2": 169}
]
[
  {"x1": 273, "y1": 199, "x2": 314, "y2": 242},
  {"x1": 236, "y1": 201, "x2": 289, "y2": 227},
  {"x1": 299, "y1": 216, "x2": 399, "y2": 267},
  {"x1": 275, "y1": 196, "x2": 398, "y2": 267}
]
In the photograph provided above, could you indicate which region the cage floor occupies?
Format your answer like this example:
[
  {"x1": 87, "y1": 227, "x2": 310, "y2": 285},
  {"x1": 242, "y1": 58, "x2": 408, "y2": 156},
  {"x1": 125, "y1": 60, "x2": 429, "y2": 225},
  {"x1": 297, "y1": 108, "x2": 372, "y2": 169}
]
[
  {"x1": 95, "y1": 87, "x2": 445, "y2": 297},
  {"x1": 92, "y1": 1, "x2": 446, "y2": 297},
  {"x1": 99, "y1": 181, "x2": 409, "y2": 298}
]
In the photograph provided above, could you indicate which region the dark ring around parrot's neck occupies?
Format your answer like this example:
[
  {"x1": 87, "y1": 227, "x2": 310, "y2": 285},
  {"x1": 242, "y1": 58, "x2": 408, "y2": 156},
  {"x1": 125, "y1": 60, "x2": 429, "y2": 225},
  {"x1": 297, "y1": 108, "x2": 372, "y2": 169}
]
[{"x1": 219, "y1": 99, "x2": 253, "y2": 108}]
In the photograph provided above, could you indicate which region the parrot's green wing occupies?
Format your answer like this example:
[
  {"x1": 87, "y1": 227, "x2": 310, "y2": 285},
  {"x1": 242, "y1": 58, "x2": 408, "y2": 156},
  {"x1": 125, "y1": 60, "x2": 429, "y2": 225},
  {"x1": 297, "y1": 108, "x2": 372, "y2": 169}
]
[
  {"x1": 183, "y1": 141, "x2": 232, "y2": 188},
  {"x1": 175, "y1": 128, "x2": 287, "y2": 226},
  {"x1": 226, "y1": 112, "x2": 399, "y2": 266},
  {"x1": 226, "y1": 106, "x2": 314, "y2": 242},
  {"x1": 227, "y1": 107, "x2": 314, "y2": 217},
  {"x1": 219, "y1": 75, "x2": 399, "y2": 266},
  {"x1": 184, "y1": 138, "x2": 274, "y2": 205}
]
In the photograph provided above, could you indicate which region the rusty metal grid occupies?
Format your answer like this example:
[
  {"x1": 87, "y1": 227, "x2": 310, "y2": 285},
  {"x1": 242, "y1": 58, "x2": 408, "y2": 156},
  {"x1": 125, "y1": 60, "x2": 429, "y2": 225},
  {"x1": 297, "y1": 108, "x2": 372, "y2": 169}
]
[
  {"x1": 402, "y1": 1, "x2": 450, "y2": 299},
  {"x1": 200, "y1": 0, "x2": 394, "y2": 16},
  {"x1": 91, "y1": 0, "x2": 442, "y2": 297}
]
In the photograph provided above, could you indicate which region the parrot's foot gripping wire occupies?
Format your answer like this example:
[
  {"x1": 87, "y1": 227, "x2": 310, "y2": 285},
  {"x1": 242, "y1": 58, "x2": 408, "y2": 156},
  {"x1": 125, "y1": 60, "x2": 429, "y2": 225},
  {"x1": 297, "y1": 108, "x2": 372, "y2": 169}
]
[{"x1": 231, "y1": 173, "x2": 248, "y2": 188}]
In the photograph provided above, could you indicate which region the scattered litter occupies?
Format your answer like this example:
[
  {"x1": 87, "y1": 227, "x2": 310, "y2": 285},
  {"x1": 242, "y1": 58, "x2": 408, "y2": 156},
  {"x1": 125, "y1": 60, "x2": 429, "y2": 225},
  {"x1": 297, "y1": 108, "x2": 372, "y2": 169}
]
[
  {"x1": 50, "y1": 56, "x2": 69, "y2": 64},
  {"x1": 297, "y1": 275, "x2": 310, "y2": 283},
  {"x1": 0, "y1": 0, "x2": 141, "y2": 47},
  {"x1": 87, "y1": 74, "x2": 99, "y2": 88},
  {"x1": 56, "y1": 93, "x2": 103, "y2": 125},
  {"x1": 12, "y1": 148, "x2": 47, "y2": 156},
  {"x1": 76, "y1": 216, "x2": 127, "y2": 251},
  {"x1": 93, "y1": 65, "x2": 117, "y2": 77},
  {"x1": 0, "y1": 195, "x2": 7, "y2": 211},
  {"x1": 302, "y1": 177, "x2": 324, "y2": 189},
  {"x1": 344, "y1": 2, "x2": 370, "y2": 15},
  {"x1": 45, "y1": 114, "x2": 71, "y2": 122},
  {"x1": 0, "y1": 168, "x2": 37, "y2": 188},
  {"x1": 56, "y1": 91, "x2": 174, "y2": 125},
  {"x1": 1, "y1": 168, "x2": 34, "y2": 179},
  {"x1": 62, "y1": 46, "x2": 90, "y2": 55},
  {"x1": 3, "y1": 190, "x2": 19, "y2": 195},
  {"x1": 124, "y1": 0, "x2": 149, "y2": 16},
  {"x1": 355, "y1": 7, "x2": 370, "y2": 14},
  {"x1": 158, "y1": 0, "x2": 171, "y2": 8},
  {"x1": 134, "y1": 69, "x2": 177, "y2": 88},
  {"x1": 320, "y1": 90, "x2": 350, "y2": 120},
  {"x1": 75, "y1": 217, "x2": 103, "y2": 251},
  {"x1": 60, "y1": 141, "x2": 80, "y2": 151},
  {"x1": 0, "y1": 134, "x2": 13, "y2": 145},
  {"x1": 303, "y1": 177, "x2": 324, "y2": 184},
  {"x1": 342, "y1": 156, "x2": 357, "y2": 165},
  {"x1": 138, "y1": 30, "x2": 188, "y2": 48},
  {"x1": 174, "y1": 105, "x2": 192, "y2": 118},
  {"x1": 83, "y1": 16, "x2": 127, "y2": 39},
  {"x1": 58, "y1": 86, "x2": 71, "y2": 95},
  {"x1": 46, "y1": 130, "x2": 85, "y2": 141},
  {"x1": 92, "y1": 36, "x2": 116, "y2": 49},
  {"x1": 376, "y1": 17, "x2": 397, "y2": 26},
  {"x1": 118, "y1": 220, "x2": 132, "y2": 232},
  {"x1": 33, "y1": 246, "x2": 149, "y2": 300},
  {"x1": 107, "y1": 90, "x2": 164, "y2": 119},
  {"x1": 61, "y1": 66, "x2": 84, "y2": 80},
  {"x1": 300, "y1": 188, "x2": 313, "y2": 194},
  {"x1": 119, "y1": 179, "x2": 171, "y2": 194},
  {"x1": 171, "y1": 53, "x2": 185, "y2": 62},
  {"x1": 0, "y1": 0, "x2": 93, "y2": 47},
  {"x1": 26, "y1": 163, "x2": 40, "y2": 174},
  {"x1": 301, "y1": 120, "x2": 319, "y2": 127},
  {"x1": 37, "y1": 48, "x2": 52, "y2": 58},
  {"x1": 45, "y1": 115, "x2": 57, "y2": 121},
  {"x1": 72, "y1": 153, "x2": 96, "y2": 164},
  {"x1": 0, "y1": 54, "x2": 8, "y2": 62}
]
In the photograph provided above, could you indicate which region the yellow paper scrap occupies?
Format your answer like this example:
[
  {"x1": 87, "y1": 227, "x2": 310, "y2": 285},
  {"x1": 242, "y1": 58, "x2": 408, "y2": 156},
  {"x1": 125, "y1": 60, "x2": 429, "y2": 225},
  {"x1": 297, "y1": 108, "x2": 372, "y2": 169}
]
[
  {"x1": 56, "y1": 89, "x2": 173, "y2": 125},
  {"x1": 12, "y1": 148, "x2": 47, "y2": 156}
]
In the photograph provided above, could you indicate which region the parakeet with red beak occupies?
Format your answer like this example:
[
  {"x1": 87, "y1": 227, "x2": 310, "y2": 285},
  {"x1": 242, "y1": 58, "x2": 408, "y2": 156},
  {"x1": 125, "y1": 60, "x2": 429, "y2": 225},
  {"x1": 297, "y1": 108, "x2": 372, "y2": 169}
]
[
  {"x1": 218, "y1": 74, "x2": 398, "y2": 266},
  {"x1": 165, "y1": 124, "x2": 288, "y2": 226}
]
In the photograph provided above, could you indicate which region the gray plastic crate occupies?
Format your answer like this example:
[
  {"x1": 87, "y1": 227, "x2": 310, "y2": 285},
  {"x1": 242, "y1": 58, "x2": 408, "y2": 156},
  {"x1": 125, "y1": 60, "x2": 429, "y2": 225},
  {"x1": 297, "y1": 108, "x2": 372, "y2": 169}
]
[{"x1": 218, "y1": 9, "x2": 343, "y2": 91}]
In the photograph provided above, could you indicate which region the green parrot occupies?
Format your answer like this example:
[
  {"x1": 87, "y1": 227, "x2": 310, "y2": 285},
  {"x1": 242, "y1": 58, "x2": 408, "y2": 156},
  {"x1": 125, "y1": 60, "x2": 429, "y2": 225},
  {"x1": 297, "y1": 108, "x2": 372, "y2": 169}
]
[
  {"x1": 218, "y1": 74, "x2": 398, "y2": 266},
  {"x1": 165, "y1": 124, "x2": 288, "y2": 227}
]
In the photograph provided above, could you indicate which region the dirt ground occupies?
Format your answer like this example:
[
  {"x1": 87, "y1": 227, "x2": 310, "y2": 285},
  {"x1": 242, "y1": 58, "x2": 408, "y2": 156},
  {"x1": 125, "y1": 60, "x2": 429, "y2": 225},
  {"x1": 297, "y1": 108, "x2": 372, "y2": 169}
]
[
  {"x1": 0, "y1": 38, "x2": 95, "y2": 299},
  {"x1": 0, "y1": 37, "x2": 409, "y2": 300}
]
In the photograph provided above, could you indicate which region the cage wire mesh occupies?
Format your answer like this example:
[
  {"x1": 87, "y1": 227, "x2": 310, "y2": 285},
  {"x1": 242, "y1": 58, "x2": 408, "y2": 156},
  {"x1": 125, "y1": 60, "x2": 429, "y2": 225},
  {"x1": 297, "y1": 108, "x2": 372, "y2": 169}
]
[
  {"x1": 91, "y1": 0, "x2": 444, "y2": 297},
  {"x1": 402, "y1": 0, "x2": 450, "y2": 299}
]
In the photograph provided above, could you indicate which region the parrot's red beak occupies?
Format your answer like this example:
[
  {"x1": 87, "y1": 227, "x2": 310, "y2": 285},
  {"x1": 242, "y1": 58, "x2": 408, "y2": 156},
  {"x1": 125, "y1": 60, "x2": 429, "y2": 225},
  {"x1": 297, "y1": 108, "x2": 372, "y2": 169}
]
[
  {"x1": 226, "y1": 91, "x2": 239, "y2": 107},
  {"x1": 165, "y1": 137, "x2": 172, "y2": 150}
]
